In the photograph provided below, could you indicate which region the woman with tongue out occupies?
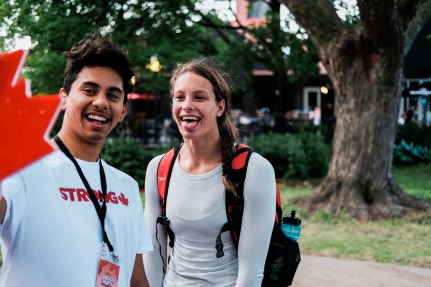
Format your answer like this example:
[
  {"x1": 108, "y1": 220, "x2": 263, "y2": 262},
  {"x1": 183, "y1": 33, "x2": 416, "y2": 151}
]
[{"x1": 143, "y1": 58, "x2": 277, "y2": 287}]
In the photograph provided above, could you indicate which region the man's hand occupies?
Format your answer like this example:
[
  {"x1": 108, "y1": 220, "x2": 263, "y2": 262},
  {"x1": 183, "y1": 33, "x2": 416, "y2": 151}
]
[{"x1": 0, "y1": 50, "x2": 61, "y2": 181}]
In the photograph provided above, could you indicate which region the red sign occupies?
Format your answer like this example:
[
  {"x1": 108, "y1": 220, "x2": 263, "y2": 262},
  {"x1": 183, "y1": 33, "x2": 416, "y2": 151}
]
[{"x1": 0, "y1": 50, "x2": 62, "y2": 180}]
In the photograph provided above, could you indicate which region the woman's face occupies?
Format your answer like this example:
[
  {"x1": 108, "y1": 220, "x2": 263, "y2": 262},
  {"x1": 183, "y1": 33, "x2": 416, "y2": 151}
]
[{"x1": 172, "y1": 72, "x2": 225, "y2": 141}]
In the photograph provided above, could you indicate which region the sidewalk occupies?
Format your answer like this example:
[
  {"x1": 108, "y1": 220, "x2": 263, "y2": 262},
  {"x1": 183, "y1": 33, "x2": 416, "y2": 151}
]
[{"x1": 291, "y1": 255, "x2": 431, "y2": 287}]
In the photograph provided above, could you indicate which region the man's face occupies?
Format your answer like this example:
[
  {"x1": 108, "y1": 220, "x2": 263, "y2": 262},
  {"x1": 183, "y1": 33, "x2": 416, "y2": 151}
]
[{"x1": 60, "y1": 66, "x2": 127, "y2": 146}]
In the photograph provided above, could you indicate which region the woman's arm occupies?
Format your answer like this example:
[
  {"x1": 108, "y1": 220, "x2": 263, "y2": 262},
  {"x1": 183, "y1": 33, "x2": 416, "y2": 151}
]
[
  {"x1": 143, "y1": 155, "x2": 168, "y2": 287},
  {"x1": 236, "y1": 153, "x2": 276, "y2": 287}
]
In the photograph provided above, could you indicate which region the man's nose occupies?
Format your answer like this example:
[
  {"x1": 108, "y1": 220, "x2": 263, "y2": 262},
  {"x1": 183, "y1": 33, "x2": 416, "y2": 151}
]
[{"x1": 92, "y1": 93, "x2": 109, "y2": 109}]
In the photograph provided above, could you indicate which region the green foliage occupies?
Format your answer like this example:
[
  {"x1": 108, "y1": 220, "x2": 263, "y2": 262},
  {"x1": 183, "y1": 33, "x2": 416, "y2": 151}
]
[
  {"x1": 286, "y1": 123, "x2": 335, "y2": 144},
  {"x1": 1, "y1": 1, "x2": 110, "y2": 93},
  {"x1": 393, "y1": 139, "x2": 431, "y2": 165},
  {"x1": 0, "y1": 0, "x2": 325, "y2": 98},
  {"x1": 101, "y1": 135, "x2": 169, "y2": 187},
  {"x1": 248, "y1": 131, "x2": 330, "y2": 180},
  {"x1": 0, "y1": 0, "x2": 222, "y2": 95},
  {"x1": 295, "y1": 132, "x2": 331, "y2": 178},
  {"x1": 393, "y1": 123, "x2": 430, "y2": 167},
  {"x1": 396, "y1": 123, "x2": 431, "y2": 149},
  {"x1": 285, "y1": 34, "x2": 320, "y2": 84}
]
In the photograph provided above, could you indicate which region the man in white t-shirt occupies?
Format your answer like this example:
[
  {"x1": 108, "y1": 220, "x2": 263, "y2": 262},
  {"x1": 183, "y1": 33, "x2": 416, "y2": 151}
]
[{"x1": 0, "y1": 32, "x2": 153, "y2": 287}]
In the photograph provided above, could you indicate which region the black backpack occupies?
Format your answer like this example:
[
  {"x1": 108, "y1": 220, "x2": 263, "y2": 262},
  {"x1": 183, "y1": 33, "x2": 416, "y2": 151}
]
[{"x1": 156, "y1": 144, "x2": 301, "y2": 286}]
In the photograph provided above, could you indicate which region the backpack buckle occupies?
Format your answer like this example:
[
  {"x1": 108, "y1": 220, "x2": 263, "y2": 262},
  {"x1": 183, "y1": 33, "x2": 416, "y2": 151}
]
[{"x1": 157, "y1": 215, "x2": 170, "y2": 226}]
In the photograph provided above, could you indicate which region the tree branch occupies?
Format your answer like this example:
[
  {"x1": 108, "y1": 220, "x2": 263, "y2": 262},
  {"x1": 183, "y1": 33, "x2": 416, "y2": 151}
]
[
  {"x1": 357, "y1": 0, "x2": 397, "y2": 43},
  {"x1": 280, "y1": 0, "x2": 343, "y2": 49},
  {"x1": 403, "y1": 0, "x2": 431, "y2": 56},
  {"x1": 396, "y1": 0, "x2": 419, "y2": 28},
  {"x1": 191, "y1": 2, "x2": 276, "y2": 61}
]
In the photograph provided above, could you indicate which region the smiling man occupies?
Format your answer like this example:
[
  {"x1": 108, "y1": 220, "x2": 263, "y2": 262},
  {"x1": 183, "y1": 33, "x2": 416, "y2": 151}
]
[{"x1": 0, "y1": 32, "x2": 153, "y2": 287}]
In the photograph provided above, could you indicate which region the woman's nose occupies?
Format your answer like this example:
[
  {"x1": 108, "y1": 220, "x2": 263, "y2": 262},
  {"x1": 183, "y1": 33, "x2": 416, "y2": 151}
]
[{"x1": 182, "y1": 97, "x2": 194, "y2": 110}]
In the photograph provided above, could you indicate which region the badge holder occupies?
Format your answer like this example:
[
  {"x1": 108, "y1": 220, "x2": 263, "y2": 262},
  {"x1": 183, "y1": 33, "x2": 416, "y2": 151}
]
[{"x1": 96, "y1": 242, "x2": 120, "y2": 287}]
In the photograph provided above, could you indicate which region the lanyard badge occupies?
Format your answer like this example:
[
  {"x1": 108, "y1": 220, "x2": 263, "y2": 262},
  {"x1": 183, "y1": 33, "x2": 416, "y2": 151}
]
[{"x1": 96, "y1": 258, "x2": 120, "y2": 287}]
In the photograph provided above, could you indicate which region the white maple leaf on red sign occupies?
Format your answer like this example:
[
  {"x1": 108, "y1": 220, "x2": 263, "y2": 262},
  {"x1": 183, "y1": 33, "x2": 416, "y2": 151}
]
[{"x1": 0, "y1": 50, "x2": 62, "y2": 180}]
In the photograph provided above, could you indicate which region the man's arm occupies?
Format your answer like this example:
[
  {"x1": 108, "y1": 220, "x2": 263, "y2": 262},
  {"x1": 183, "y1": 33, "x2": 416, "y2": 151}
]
[{"x1": 131, "y1": 253, "x2": 150, "y2": 287}]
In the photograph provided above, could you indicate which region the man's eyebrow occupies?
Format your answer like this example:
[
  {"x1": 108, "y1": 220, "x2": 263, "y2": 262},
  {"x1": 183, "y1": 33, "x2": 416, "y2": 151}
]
[
  {"x1": 108, "y1": 86, "x2": 124, "y2": 94},
  {"x1": 82, "y1": 81, "x2": 99, "y2": 88}
]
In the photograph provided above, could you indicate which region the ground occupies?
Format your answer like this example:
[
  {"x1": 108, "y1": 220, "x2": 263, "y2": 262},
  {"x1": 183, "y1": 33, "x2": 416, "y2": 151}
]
[{"x1": 292, "y1": 255, "x2": 431, "y2": 287}]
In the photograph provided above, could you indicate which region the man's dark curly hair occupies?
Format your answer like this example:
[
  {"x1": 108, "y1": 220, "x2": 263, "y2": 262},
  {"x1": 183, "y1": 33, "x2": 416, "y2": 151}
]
[{"x1": 63, "y1": 32, "x2": 134, "y2": 103}]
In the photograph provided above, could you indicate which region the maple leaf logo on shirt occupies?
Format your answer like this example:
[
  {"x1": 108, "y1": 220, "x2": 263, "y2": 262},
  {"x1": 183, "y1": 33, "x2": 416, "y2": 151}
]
[
  {"x1": 117, "y1": 193, "x2": 129, "y2": 206},
  {"x1": 0, "y1": 50, "x2": 62, "y2": 180}
]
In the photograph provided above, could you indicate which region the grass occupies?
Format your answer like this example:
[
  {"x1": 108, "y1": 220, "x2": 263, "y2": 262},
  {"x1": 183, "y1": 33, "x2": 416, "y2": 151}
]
[
  {"x1": 281, "y1": 163, "x2": 431, "y2": 268},
  {"x1": 392, "y1": 164, "x2": 431, "y2": 201}
]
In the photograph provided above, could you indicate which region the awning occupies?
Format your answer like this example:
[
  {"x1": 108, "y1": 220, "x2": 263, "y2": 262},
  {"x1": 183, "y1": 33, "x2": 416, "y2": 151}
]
[{"x1": 127, "y1": 93, "x2": 160, "y2": 100}]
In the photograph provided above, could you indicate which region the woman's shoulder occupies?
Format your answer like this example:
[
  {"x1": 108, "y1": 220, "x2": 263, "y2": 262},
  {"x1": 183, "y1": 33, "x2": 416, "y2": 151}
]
[
  {"x1": 247, "y1": 150, "x2": 275, "y2": 175},
  {"x1": 147, "y1": 153, "x2": 166, "y2": 170}
]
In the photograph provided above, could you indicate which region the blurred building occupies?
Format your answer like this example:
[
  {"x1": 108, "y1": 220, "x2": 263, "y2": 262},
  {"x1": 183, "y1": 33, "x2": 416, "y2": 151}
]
[{"x1": 402, "y1": 20, "x2": 431, "y2": 125}]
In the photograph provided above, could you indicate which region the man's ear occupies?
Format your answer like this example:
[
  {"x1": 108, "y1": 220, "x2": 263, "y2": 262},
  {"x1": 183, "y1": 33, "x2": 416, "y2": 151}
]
[
  {"x1": 120, "y1": 103, "x2": 128, "y2": 121},
  {"x1": 59, "y1": 88, "x2": 67, "y2": 111}
]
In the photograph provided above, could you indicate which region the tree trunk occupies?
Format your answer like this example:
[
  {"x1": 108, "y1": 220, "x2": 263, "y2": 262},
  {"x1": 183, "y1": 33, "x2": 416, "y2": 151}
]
[
  {"x1": 282, "y1": 0, "x2": 431, "y2": 220},
  {"x1": 293, "y1": 29, "x2": 431, "y2": 219}
]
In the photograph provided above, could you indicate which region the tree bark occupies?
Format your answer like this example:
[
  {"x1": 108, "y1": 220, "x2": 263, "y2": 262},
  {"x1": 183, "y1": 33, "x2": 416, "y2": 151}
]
[{"x1": 282, "y1": 0, "x2": 431, "y2": 219}]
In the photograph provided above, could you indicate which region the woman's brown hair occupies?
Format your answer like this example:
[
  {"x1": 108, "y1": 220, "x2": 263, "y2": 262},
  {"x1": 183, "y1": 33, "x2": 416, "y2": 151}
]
[{"x1": 170, "y1": 58, "x2": 239, "y2": 195}]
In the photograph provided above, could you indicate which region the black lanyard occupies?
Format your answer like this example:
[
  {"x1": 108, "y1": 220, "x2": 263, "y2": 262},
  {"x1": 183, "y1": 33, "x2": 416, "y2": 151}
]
[{"x1": 54, "y1": 135, "x2": 117, "y2": 262}]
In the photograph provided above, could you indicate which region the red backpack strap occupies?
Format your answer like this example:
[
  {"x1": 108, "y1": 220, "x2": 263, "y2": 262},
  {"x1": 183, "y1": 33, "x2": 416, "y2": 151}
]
[
  {"x1": 156, "y1": 145, "x2": 182, "y2": 251},
  {"x1": 157, "y1": 145, "x2": 181, "y2": 216},
  {"x1": 224, "y1": 144, "x2": 253, "y2": 249},
  {"x1": 275, "y1": 186, "x2": 282, "y2": 225},
  {"x1": 235, "y1": 144, "x2": 283, "y2": 225},
  {"x1": 224, "y1": 144, "x2": 283, "y2": 247}
]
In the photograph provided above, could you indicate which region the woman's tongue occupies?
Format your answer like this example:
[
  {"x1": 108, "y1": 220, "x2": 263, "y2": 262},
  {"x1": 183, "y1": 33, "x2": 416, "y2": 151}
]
[{"x1": 182, "y1": 119, "x2": 199, "y2": 131}]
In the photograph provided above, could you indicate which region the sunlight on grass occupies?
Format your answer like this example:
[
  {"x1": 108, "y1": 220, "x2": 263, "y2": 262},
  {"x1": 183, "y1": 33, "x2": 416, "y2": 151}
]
[
  {"x1": 392, "y1": 164, "x2": 431, "y2": 201},
  {"x1": 297, "y1": 217, "x2": 431, "y2": 268}
]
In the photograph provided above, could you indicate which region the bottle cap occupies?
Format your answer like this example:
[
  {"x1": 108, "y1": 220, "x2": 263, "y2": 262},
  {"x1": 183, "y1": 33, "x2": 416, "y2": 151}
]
[{"x1": 282, "y1": 210, "x2": 301, "y2": 225}]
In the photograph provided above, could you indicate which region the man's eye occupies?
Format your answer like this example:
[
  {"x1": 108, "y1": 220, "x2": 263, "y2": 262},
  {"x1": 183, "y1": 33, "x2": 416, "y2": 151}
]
[
  {"x1": 84, "y1": 89, "x2": 96, "y2": 95},
  {"x1": 109, "y1": 94, "x2": 121, "y2": 101}
]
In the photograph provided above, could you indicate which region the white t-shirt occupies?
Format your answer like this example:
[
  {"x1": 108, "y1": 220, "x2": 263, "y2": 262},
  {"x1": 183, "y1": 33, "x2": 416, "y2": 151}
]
[
  {"x1": 144, "y1": 151, "x2": 276, "y2": 287},
  {"x1": 0, "y1": 150, "x2": 153, "y2": 287}
]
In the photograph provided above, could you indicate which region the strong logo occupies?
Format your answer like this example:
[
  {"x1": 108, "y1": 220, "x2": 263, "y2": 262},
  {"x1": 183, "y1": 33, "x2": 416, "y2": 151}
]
[{"x1": 59, "y1": 188, "x2": 130, "y2": 206}]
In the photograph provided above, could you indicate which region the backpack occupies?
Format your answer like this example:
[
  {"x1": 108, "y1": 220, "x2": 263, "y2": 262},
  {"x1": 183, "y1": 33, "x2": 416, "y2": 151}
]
[{"x1": 156, "y1": 144, "x2": 301, "y2": 286}]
